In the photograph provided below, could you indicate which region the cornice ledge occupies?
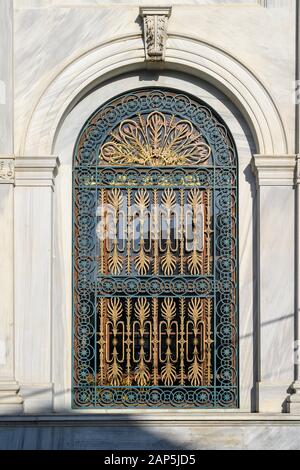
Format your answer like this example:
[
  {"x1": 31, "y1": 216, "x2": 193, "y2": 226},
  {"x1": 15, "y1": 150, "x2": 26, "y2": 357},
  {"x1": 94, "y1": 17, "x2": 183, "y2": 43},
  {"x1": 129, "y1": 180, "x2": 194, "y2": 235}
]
[
  {"x1": 14, "y1": 156, "x2": 60, "y2": 189},
  {"x1": 251, "y1": 154, "x2": 297, "y2": 187},
  {"x1": 139, "y1": 6, "x2": 172, "y2": 16}
]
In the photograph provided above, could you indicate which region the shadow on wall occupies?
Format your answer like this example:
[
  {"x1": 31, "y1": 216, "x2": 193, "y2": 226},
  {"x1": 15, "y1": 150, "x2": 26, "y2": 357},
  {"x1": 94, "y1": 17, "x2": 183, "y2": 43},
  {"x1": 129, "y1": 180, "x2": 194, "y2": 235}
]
[
  {"x1": 0, "y1": 408, "x2": 213, "y2": 450},
  {"x1": 0, "y1": 419, "x2": 189, "y2": 450},
  {"x1": 0, "y1": 389, "x2": 197, "y2": 450},
  {"x1": 1, "y1": 408, "x2": 300, "y2": 450}
]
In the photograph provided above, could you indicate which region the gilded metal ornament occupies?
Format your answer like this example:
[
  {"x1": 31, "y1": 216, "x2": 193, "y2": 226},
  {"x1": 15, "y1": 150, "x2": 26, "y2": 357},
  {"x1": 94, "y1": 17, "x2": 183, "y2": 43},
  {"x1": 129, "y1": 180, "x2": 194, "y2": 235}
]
[
  {"x1": 100, "y1": 112, "x2": 211, "y2": 166},
  {"x1": 73, "y1": 89, "x2": 238, "y2": 409}
]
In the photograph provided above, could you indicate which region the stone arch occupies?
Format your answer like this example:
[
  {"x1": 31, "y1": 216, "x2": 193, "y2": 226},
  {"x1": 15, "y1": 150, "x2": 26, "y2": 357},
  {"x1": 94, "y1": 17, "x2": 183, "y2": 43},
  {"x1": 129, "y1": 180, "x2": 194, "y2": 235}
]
[
  {"x1": 20, "y1": 34, "x2": 288, "y2": 157},
  {"x1": 49, "y1": 67, "x2": 257, "y2": 412}
]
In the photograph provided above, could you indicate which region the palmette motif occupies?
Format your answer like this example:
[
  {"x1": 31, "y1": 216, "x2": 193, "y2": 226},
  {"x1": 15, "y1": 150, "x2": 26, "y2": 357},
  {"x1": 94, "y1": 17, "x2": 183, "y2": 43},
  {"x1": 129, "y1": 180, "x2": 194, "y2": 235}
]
[
  {"x1": 95, "y1": 297, "x2": 212, "y2": 388},
  {"x1": 107, "y1": 189, "x2": 123, "y2": 275},
  {"x1": 100, "y1": 112, "x2": 211, "y2": 166},
  {"x1": 106, "y1": 298, "x2": 123, "y2": 386},
  {"x1": 134, "y1": 189, "x2": 151, "y2": 275},
  {"x1": 73, "y1": 89, "x2": 238, "y2": 408},
  {"x1": 134, "y1": 298, "x2": 151, "y2": 386}
]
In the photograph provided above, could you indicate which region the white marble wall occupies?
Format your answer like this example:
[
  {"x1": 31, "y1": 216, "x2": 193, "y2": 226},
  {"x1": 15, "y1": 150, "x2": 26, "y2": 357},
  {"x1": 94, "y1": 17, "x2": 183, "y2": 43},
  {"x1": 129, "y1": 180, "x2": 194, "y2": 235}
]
[
  {"x1": 258, "y1": 186, "x2": 295, "y2": 411},
  {"x1": 13, "y1": 1, "x2": 267, "y2": 7},
  {"x1": 7, "y1": 0, "x2": 298, "y2": 418},
  {"x1": 13, "y1": 0, "x2": 295, "y2": 156},
  {"x1": 0, "y1": 0, "x2": 13, "y2": 155},
  {"x1": 14, "y1": 187, "x2": 53, "y2": 412},
  {"x1": 0, "y1": 0, "x2": 23, "y2": 413},
  {"x1": 0, "y1": 182, "x2": 15, "y2": 381},
  {"x1": 14, "y1": 0, "x2": 289, "y2": 8},
  {"x1": 1, "y1": 419, "x2": 300, "y2": 450},
  {"x1": 13, "y1": 156, "x2": 59, "y2": 413}
]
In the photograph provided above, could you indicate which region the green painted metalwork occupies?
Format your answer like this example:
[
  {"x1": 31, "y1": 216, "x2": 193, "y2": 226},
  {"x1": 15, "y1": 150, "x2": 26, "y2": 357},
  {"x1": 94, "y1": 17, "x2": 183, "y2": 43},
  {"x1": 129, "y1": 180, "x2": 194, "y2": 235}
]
[{"x1": 72, "y1": 88, "x2": 238, "y2": 408}]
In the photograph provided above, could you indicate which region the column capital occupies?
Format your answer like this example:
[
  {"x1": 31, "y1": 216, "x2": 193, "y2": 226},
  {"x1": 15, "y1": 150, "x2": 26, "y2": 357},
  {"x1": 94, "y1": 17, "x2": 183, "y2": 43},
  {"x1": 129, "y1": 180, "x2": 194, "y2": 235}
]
[
  {"x1": 14, "y1": 156, "x2": 60, "y2": 189},
  {"x1": 0, "y1": 156, "x2": 14, "y2": 184},
  {"x1": 251, "y1": 154, "x2": 297, "y2": 187}
]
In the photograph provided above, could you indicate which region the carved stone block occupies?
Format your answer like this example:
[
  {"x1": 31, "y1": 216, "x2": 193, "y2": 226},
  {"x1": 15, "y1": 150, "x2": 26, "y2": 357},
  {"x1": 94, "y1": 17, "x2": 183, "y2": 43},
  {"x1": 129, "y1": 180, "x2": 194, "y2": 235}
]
[
  {"x1": 139, "y1": 7, "x2": 172, "y2": 62},
  {"x1": 0, "y1": 159, "x2": 14, "y2": 183}
]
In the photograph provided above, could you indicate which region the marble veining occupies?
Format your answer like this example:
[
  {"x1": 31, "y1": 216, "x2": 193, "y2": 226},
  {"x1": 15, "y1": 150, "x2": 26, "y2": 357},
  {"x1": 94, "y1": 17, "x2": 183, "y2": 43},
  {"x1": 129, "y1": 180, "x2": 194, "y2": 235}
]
[{"x1": 0, "y1": 422, "x2": 299, "y2": 450}]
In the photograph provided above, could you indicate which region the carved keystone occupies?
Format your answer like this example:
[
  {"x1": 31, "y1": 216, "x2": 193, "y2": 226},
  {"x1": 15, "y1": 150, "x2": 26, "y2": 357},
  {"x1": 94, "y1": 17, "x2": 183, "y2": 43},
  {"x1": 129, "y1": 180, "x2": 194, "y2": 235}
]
[{"x1": 139, "y1": 6, "x2": 172, "y2": 62}]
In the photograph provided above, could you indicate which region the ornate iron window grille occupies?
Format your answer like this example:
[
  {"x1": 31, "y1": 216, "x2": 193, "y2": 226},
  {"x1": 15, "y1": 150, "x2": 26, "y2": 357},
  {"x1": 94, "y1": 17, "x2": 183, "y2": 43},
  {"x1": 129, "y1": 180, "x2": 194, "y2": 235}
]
[{"x1": 72, "y1": 88, "x2": 239, "y2": 408}]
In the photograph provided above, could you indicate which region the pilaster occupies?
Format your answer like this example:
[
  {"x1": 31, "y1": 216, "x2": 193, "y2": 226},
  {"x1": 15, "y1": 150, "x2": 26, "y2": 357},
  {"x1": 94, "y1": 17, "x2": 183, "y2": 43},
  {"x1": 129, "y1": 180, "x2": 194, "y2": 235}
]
[
  {"x1": 288, "y1": 155, "x2": 300, "y2": 413},
  {"x1": 0, "y1": 157, "x2": 23, "y2": 414},
  {"x1": 252, "y1": 154, "x2": 296, "y2": 413},
  {"x1": 14, "y1": 156, "x2": 59, "y2": 413}
]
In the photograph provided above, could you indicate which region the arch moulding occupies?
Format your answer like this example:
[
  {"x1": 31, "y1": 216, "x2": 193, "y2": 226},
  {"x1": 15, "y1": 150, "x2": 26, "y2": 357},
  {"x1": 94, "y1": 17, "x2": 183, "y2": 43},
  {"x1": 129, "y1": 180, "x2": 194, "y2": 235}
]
[
  {"x1": 13, "y1": 32, "x2": 297, "y2": 416},
  {"x1": 20, "y1": 33, "x2": 288, "y2": 157}
]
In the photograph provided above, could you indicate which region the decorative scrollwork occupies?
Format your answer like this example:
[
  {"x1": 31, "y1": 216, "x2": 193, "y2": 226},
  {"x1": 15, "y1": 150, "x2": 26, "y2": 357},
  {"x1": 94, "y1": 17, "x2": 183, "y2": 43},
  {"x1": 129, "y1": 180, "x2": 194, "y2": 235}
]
[
  {"x1": 160, "y1": 298, "x2": 177, "y2": 386},
  {"x1": 106, "y1": 298, "x2": 123, "y2": 386},
  {"x1": 160, "y1": 189, "x2": 177, "y2": 276},
  {"x1": 100, "y1": 112, "x2": 211, "y2": 166},
  {"x1": 107, "y1": 189, "x2": 124, "y2": 275},
  {"x1": 187, "y1": 188, "x2": 203, "y2": 275},
  {"x1": 134, "y1": 189, "x2": 151, "y2": 275},
  {"x1": 187, "y1": 298, "x2": 204, "y2": 386},
  {"x1": 73, "y1": 88, "x2": 238, "y2": 409},
  {"x1": 134, "y1": 298, "x2": 151, "y2": 386},
  {"x1": 0, "y1": 159, "x2": 14, "y2": 183}
]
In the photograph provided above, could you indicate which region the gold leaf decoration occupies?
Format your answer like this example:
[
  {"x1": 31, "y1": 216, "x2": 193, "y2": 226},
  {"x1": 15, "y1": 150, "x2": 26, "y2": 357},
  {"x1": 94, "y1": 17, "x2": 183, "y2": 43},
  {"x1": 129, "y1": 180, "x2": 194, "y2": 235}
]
[
  {"x1": 135, "y1": 298, "x2": 150, "y2": 323},
  {"x1": 161, "y1": 249, "x2": 177, "y2": 276},
  {"x1": 161, "y1": 188, "x2": 176, "y2": 208},
  {"x1": 107, "y1": 361, "x2": 123, "y2": 386},
  {"x1": 161, "y1": 362, "x2": 177, "y2": 386},
  {"x1": 188, "y1": 298, "x2": 203, "y2": 323},
  {"x1": 187, "y1": 250, "x2": 202, "y2": 275},
  {"x1": 135, "y1": 188, "x2": 150, "y2": 209},
  {"x1": 134, "y1": 298, "x2": 151, "y2": 386},
  {"x1": 188, "y1": 358, "x2": 203, "y2": 386},
  {"x1": 107, "y1": 188, "x2": 123, "y2": 208},
  {"x1": 134, "y1": 249, "x2": 151, "y2": 275},
  {"x1": 100, "y1": 112, "x2": 211, "y2": 166},
  {"x1": 187, "y1": 298, "x2": 203, "y2": 386},
  {"x1": 107, "y1": 297, "x2": 123, "y2": 323},
  {"x1": 160, "y1": 298, "x2": 177, "y2": 386},
  {"x1": 135, "y1": 360, "x2": 151, "y2": 387},
  {"x1": 107, "y1": 188, "x2": 123, "y2": 275},
  {"x1": 187, "y1": 188, "x2": 202, "y2": 206},
  {"x1": 107, "y1": 298, "x2": 123, "y2": 385},
  {"x1": 134, "y1": 188, "x2": 151, "y2": 275},
  {"x1": 161, "y1": 188, "x2": 177, "y2": 275},
  {"x1": 108, "y1": 245, "x2": 123, "y2": 275},
  {"x1": 187, "y1": 188, "x2": 203, "y2": 275},
  {"x1": 161, "y1": 298, "x2": 176, "y2": 322}
]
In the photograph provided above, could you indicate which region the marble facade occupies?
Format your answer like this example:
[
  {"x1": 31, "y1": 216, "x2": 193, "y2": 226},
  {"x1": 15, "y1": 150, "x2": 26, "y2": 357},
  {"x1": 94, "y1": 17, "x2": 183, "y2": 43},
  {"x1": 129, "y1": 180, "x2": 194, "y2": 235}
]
[{"x1": 0, "y1": 0, "x2": 300, "y2": 449}]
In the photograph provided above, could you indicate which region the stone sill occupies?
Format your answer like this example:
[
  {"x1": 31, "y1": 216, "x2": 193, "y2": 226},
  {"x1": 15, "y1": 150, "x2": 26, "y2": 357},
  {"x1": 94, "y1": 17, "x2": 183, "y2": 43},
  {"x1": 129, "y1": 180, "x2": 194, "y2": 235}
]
[{"x1": 1, "y1": 413, "x2": 300, "y2": 427}]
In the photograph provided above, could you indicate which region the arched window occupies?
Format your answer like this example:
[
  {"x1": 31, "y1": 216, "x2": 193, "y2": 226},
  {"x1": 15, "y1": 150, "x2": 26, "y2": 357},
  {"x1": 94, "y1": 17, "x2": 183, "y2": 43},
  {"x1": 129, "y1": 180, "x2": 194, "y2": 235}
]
[{"x1": 73, "y1": 88, "x2": 238, "y2": 408}]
